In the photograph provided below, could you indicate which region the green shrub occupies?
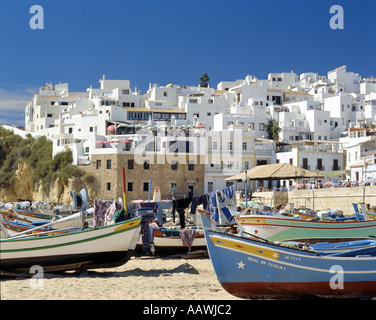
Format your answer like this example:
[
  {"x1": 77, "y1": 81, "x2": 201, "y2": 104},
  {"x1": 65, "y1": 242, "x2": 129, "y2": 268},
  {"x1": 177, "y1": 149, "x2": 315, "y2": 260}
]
[{"x1": 0, "y1": 128, "x2": 87, "y2": 196}]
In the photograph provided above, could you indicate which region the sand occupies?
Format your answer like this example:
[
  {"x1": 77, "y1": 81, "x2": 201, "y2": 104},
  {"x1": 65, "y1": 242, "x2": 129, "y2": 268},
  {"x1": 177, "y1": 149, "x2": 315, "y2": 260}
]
[{"x1": 0, "y1": 256, "x2": 243, "y2": 300}]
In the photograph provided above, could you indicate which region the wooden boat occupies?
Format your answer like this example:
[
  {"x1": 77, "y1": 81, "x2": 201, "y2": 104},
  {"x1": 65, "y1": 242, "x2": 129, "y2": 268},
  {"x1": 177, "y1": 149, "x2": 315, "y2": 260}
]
[
  {"x1": 355, "y1": 203, "x2": 376, "y2": 220},
  {"x1": 135, "y1": 227, "x2": 207, "y2": 255},
  {"x1": 309, "y1": 238, "x2": 376, "y2": 255},
  {"x1": 0, "y1": 219, "x2": 80, "y2": 238},
  {"x1": 0, "y1": 216, "x2": 141, "y2": 271},
  {"x1": 198, "y1": 209, "x2": 376, "y2": 300},
  {"x1": 235, "y1": 207, "x2": 376, "y2": 243}
]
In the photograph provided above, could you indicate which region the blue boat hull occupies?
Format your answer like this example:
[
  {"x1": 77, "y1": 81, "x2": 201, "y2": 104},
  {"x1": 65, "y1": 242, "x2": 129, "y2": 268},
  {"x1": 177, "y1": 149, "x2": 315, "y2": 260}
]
[{"x1": 200, "y1": 214, "x2": 376, "y2": 299}]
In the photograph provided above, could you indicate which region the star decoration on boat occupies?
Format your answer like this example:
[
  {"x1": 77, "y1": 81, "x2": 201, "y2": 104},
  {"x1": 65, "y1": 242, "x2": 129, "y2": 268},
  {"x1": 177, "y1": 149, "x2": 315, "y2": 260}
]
[
  {"x1": 237, "y1": 261, "x2": 245, "y2": 269},
  {"x1": 272, "y1": 252, "x2": 280, "y2": 259}
]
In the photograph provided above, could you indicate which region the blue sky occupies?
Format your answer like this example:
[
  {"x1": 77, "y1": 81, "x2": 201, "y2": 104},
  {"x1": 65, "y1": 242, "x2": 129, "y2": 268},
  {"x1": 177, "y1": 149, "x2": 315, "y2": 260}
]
[{"x1": 1, "y1": 0, "x2": 375, "y2": 127}]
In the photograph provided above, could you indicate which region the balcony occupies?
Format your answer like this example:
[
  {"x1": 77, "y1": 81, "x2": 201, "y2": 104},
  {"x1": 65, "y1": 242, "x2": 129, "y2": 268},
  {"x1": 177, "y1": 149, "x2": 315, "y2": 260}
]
[{"x1": 316, "y1": 165, "x2": 325, "y2": 171}]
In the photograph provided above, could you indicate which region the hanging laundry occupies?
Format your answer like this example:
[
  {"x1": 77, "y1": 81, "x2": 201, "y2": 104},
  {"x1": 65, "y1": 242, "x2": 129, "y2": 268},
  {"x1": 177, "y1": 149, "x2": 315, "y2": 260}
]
[
  {"x1": 156, "y1": 200, "x2": 173, "y2": 226},
  {"x1": 209, "y1": 185, "x2": 235, "y2": 224},
  {"x1": 172, "y1": 197, "x2": 192, "y2": 229},
  {"x1": 93, "y1": 198, "x2": 117, "y2": 228},
  {"x1": 190, "y1": 194, "x2": 210, "y2": 214},
  {"x1": 181, "y1": 228, "x2": 197, "y2": 253}
]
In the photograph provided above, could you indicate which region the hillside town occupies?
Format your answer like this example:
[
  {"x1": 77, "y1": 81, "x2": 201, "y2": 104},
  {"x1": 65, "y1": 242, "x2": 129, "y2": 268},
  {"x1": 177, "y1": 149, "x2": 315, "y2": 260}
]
[{"x1": 6, "y1": 66, "x2": 376, "y2": 202}]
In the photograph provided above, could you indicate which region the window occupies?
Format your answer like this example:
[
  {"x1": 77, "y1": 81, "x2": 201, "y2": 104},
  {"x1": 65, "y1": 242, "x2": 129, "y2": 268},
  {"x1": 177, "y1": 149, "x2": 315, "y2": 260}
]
[
  {"x1": 208, "y1": 99, "x2": 213, "y2": 104},
  {"x1": 242, "y1": 142, "x2": 247, "y2": 150},
  {"x1": 85, "y1": 147, "x2": 89, "y2": 153},
  {"x1": 144, "y1": 160, "x2": 149, "y2": 170},
  {"x1": 57, "y1": 139, "x2": 60, "y2": 146},
  {"x1": 107, "y1": 159, "x2": 111, "y2": 169},
  {"x1": 96, "y1": 160, "x2": 101, "y2": 169},
  {"x1": 248, "y1": 123, "x2": 254, "y2": 130},
  {"x1": 171, "y1": 183, "x2": 177, "y2": 192},
  {"x1": 289, "y1": 158, "x2": 293, "y2": 165},
  {"x1": 188, "y1": 161, "x2": 194, "y2": 171},
  {"x1": 228, "y1": 161, "x2": 233, "y2": 169},
  {"x1": 106, "y1": 183, "x2": 111, "y2": 191},
  {"x1": 171, "y1": 161, "x2": 177, "y2": 170},
  {"x1": 318, "y1": 120, "x2": 322, "y2": 125},
  {"x1": 128, "y1": 182, "x2": 133, "y2": 192},
  {"x1": 317, "y1": 158, "x2": 323, "y2": 170},
  {"x1": 213, "y1": 142, "x2": 217, "y2": 150},
  {"x1": 128, "y1": 159, "x2": 134, "y2": 169},
  {"x1": 303, "y1": 158, "x2": 308, "y2": 170},
  {"x1": 244, "y1": 161, "x2": 249, "y2": 170},
  {"x1": 228, "y1": 142, "x2": 233, "y2": 150},
  {"x1": 68, "y1": 127, "x2": 73, "y2": 133},
  {"x1": 143, "y1": 182, "x2": 149, "y2": 192},
  {"x1": 207, "y1": 112, "x2": 211, "y2": 116},
  {"x1": 259, "y1": 123, "x2": 265, "y2": 131},
  {"x1": 122, "y1": 89, "x2": 129, "y2": 94},
  {"x1": 318, "y1": 135, "x2": 322, "y2": 140},
  {"x1": 208, "y1": 182, "x2": 213, "y2": 193},
  {"x1": 190, "y1": 99, "x2": 198, "y2": 104}
]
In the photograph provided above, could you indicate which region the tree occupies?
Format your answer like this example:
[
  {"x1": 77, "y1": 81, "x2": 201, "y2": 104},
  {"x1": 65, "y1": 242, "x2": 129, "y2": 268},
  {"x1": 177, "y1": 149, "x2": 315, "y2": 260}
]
[
  {"x1": 266, "y1": 118, "x2": 282, "y2": 141},
  {"x1": 200, "y1": 73, "x2": 210, "y2": 87}
]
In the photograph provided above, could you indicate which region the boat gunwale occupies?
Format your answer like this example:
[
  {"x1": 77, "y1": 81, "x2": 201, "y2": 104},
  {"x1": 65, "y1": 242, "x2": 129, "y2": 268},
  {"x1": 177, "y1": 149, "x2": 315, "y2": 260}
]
[
  {"x1": 0, "y1": 216, "x2": 141, "y2": 244},
  {"x1": 207, "y1": 229, "x2": 376, "y2": 263}
]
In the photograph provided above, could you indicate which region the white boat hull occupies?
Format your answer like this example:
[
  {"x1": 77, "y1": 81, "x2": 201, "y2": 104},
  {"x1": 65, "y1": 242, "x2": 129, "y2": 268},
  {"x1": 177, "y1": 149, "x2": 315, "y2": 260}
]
[{"x1": 0, "y1": 217, "x2": 141, "y2": 270}]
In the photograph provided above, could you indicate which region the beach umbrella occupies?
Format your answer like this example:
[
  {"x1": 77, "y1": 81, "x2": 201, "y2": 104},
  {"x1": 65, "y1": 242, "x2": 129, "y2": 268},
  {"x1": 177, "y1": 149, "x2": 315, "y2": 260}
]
[
  {"x1": 196, "y1": 125, "x2": 205, "y2": 128},
  {"x1": 96, "y1": 141, "x2": 104, "y2": 144},
  {"x1": 120, "y1": 140, "x2": 130, "y2": 143},
  {"x1": 111, "y1": 140, "x2": 120, "y2": 143},
  {"x1": 103, "y1": 141, "x2": 111, "y2": 144}
]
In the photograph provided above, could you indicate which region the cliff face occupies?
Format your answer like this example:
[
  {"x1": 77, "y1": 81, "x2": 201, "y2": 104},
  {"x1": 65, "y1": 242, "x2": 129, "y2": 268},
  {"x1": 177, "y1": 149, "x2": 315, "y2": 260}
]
[{"x1": 0, "y1": 161, "x2": 95, "y2": 204}]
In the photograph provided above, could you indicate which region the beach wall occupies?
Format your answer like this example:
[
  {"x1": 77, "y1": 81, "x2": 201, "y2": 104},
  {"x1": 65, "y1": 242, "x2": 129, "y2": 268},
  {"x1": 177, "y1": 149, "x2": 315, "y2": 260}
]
[{"x1": 250, "y1": 186, "x2": 376, "y2": 215}]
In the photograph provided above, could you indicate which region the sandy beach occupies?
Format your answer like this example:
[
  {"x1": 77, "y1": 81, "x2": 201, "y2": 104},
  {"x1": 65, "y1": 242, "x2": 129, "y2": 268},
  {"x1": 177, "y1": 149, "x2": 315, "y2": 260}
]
[{"x1": 0, "y1": 255, "x2": 243, "y2": 301}]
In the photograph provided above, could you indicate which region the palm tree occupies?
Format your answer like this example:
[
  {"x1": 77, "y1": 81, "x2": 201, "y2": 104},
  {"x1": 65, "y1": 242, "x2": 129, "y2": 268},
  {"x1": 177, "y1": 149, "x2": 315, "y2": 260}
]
[
  {"x1": 266, "y1": 118, "x2": 282, "y2": 141},
  {"x1": 200, "y1": 73, "x2": 210, "y2": 87}
]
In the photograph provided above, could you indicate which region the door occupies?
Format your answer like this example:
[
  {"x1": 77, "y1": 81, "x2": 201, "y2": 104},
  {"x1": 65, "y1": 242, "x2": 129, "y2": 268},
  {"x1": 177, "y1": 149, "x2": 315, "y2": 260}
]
[{"x1": 188, "y1": 185, "x2": 194, "y2": 197}]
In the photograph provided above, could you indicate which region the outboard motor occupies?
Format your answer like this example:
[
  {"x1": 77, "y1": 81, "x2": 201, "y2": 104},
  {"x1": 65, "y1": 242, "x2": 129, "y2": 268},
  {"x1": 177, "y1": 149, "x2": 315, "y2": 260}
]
[{"x1": 135, "y1": 207, "x2": 156, "y2": 255}]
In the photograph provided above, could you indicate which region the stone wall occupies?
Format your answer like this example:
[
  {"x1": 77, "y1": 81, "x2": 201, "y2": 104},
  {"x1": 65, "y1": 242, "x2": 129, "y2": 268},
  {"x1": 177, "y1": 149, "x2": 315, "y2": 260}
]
[{"x1": 251, "y1": 186, "x2": 376, "y2": 215}]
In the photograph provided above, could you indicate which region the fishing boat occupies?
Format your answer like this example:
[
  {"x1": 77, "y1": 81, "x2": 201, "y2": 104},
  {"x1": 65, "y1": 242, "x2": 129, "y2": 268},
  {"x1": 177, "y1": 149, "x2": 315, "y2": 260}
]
[
  {"x1": 355, "y1": 203, "x2": 376, "y2": 220},
  {"x1": 0, "y1": 216, "x2": 141, "y2": 271},
  {"x1": 198, "y1": 209, "x2": 376, "y2": 300},
  {"x1": 135, "y1": 226, "x2": 207, "y2": 255},
  {"x1": 309, "y1": 238, "x2": 376, "y2": 255},
  {"x1": 235, "y1": 205, "x2": 376, "y2": 243},
  {"x1": 0, "y1": 218, "x2": 81, "y2": 238},
  {"x1": 134, "y1": 207, "x2": 206, "y2": 255}
]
